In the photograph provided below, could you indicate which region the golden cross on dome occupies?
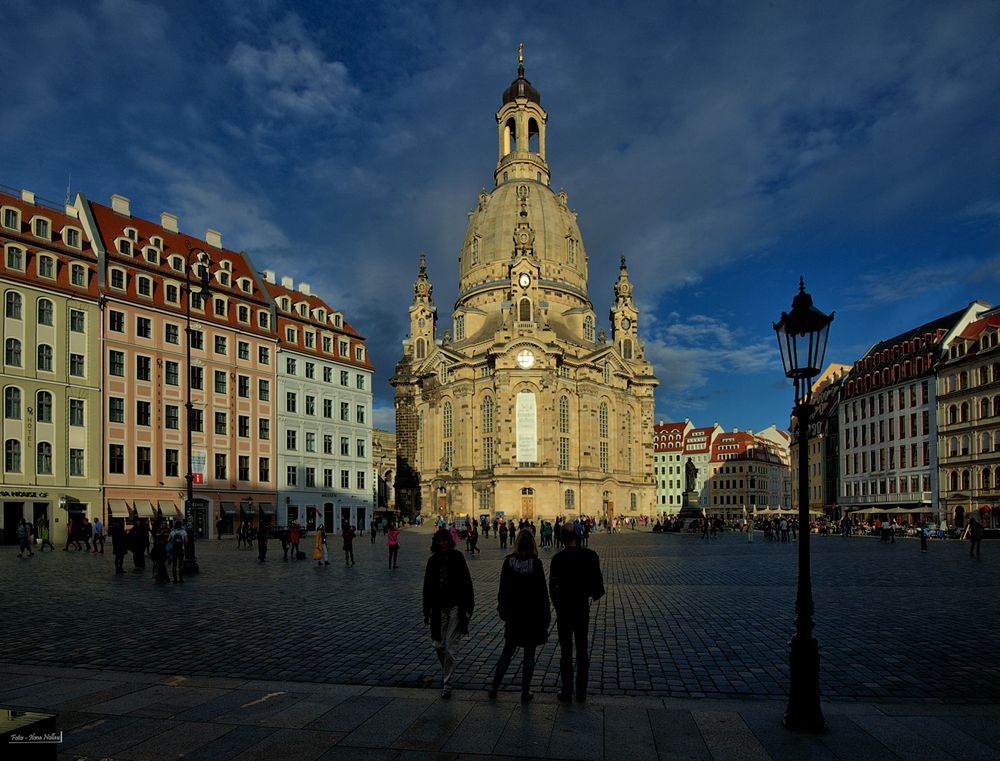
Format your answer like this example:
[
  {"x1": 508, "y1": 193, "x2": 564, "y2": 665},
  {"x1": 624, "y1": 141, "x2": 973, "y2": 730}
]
[{"x1": 518, "y1": 42, "x2": 524, "y2": 65}]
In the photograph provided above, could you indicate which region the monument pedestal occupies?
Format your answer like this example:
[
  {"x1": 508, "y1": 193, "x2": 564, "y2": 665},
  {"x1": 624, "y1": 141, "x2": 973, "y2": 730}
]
[{"x1": 678, "y1": 492, "x2": 703, "y2": 522}]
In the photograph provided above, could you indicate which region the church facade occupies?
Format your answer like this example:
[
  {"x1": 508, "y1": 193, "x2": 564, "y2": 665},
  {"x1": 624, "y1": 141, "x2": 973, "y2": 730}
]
[{"x1": 392, "y1": 59, "x2": 659, "y2": 521}]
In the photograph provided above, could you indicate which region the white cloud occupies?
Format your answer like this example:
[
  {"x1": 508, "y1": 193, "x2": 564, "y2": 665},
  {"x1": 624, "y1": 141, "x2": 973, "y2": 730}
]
[
  {"x1": 372, "y1": 404, "x2": 395, "y2": 433},
  {"x1": 229, "y1": 15, "x2": 357, "y2": 121}
]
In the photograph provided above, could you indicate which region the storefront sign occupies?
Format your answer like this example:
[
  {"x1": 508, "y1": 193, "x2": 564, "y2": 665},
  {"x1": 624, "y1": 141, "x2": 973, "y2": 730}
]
[
  {"x1": 1, "y1": 490, "x2": 48, "y2": 498},
  {"x1": 192, "y1": 451, "x2": 208, "y2": 485}
]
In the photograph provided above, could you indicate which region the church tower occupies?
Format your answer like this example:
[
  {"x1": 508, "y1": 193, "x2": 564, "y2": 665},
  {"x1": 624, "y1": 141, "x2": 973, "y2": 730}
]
[{"x1": 393, "y1": 50, "x2": 659, "y2": 520}]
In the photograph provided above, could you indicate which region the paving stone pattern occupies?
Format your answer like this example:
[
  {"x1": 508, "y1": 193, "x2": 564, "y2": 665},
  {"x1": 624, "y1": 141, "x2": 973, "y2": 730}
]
[{"x1": 1, "y1": 528, "x2": 997, "y2": 703}]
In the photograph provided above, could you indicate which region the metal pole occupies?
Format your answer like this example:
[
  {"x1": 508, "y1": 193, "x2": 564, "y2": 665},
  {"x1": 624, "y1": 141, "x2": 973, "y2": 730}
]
[
  {"x1": 784, "y1": 395, "x2": 823, "y2": 731},
  {"x1": 184, "y1": 254, "x2": 200, "y2": 574}
]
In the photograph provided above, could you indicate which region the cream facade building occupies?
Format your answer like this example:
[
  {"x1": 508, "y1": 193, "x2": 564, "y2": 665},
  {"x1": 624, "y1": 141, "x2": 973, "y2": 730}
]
[{"x1": 393, "y1": 61, "x2": 659, "y2": 521}]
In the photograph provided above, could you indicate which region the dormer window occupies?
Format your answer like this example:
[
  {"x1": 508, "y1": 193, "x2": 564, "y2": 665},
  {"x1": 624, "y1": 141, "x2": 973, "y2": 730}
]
[
  {"x1": 144, "y1": 247, "x2": 159, "y2": 265},
  {"x1": 169, "y1": 255, "x2": 184, "y2": 272},
  {"x1": 125, "y1": 227, "x2": 138, "y2": 242},
  {"x1": 117, "y1": 239, "x2": 132, "y2": 256},
  {"x1": 150, "y1": 236, "x2": 163, "y2": 249},
  {"x1": 316, "y1": 309, "x2": 326, "y2": 322},
  {"x1": 220, "y1": 260, "x2": 232, "y2": 271},
  {"x1": 218, "y1": 271, "x2": 230, "y2": 287},
  {"x1": 33, "y1": 217, "x2": 50, "y2": 239},
  {"x1": 280, "y1": 298, "x2": 290, "y2": 311},
  {"x1": 299, "y1": 303, "x2": 308, "y2": 317},
  {"x1": 64, "y1": 227, "x2": 81, "y2": 248},
  {"x1": 2, "y1": 207, "x2": 19, "y2": 230},
  {"x1": 238, "y1": 277, "x2": 252, "y2": 294},
  {"x1": 334, "y1": 314, "x2": 342, "y2": 328}
]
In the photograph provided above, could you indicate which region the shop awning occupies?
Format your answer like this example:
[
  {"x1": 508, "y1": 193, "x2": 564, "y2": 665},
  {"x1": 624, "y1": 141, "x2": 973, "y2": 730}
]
[
  {"x1": 258, "y1": 502, "x2": 275, "y2": 516},
  {"x1": 220, "y1": 502, "x2": 237, "y2": 515},
  {"x1": 158, "y1": 500, "x2": 180, "y2": 518},
  {"x1": 132, "y1": 499, "x2": 155, "y2": 518},
  {"x1": 107, "y1": 499, "x2": 129, "y2": 515}
]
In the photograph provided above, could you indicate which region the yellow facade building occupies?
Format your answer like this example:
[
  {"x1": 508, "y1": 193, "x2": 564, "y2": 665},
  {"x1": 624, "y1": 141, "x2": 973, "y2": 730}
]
[{"x1": 392, "y1": 60, "x2": 659, "y2": 521}]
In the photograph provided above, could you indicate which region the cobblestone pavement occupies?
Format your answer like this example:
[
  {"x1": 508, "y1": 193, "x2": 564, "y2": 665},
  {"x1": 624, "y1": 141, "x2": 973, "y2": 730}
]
[{"x1": 1, "y1": 528, "x2": 997, "y2": 703}]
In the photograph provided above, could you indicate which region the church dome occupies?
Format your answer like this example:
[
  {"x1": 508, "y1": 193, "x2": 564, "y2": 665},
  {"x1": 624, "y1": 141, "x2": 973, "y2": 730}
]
[{"x1": 456, "y1": 179, "x2": 589, "y2": 308}]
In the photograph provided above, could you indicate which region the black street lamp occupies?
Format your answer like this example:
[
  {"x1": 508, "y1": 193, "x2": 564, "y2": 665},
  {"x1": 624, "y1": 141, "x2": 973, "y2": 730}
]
[
  {"x1": 184, "y1": 245, "x2": 213, "y2": 575},
  {"x1": 772, "y1": 277, "x2": 834, "y2": 733}
]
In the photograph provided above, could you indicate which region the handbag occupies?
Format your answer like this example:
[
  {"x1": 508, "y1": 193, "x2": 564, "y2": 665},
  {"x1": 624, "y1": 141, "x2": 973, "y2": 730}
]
[{"x1": 313, "y1": 548, "x2": 322, "y2": 560}]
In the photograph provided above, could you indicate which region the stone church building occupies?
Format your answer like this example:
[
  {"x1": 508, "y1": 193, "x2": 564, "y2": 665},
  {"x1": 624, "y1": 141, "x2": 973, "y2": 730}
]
[{"x1": 392, "y1": 59, "x2": 659, "y2": 521}]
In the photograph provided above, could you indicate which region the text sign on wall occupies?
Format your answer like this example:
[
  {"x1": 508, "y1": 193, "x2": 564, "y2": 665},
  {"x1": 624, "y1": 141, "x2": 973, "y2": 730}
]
[
  {"x1": 516, "y1": 390, "x2": 537, "y2": 463},
  {"x1": 192, "y1": 451, "x2": 207, "y2": 485}
]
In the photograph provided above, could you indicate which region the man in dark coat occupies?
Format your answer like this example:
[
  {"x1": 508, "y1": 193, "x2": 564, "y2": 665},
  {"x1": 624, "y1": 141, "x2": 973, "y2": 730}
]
[
  {"x1": 550, "y1": 521, "x2": 605, "y2": 703},
  {"x1": 422, "y1": 528, "x2": 474, "y2": 699}
]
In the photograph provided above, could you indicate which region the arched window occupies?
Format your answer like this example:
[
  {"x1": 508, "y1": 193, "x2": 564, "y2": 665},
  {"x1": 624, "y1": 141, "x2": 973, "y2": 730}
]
[
  {"x1": 994, "y1": 395, "x2": 1000, "y2": 417},
  {"x1": 36, "y1": 442, "x2": 52, "y2": 474},
  {"x1": 959, "y1": 371, "x2": 969, "y2": 390},
  {"x1": 482, "y1": 396, "x2": 494, "y2": 434},
  {"x1": 949, "y1": 437, "x2": 958, "y2": 457},
  {"x1": 519, "y1": 298, "x2": 531, "y2": 322},
  {"x1": 5, "y1": 338, "x2": 21, "y2": 367},
  {"x1": 962, "y1": 470, "x2": 971, "y2": 490},
  {"x1": 982, "y1": 467, "x2": 992, "y2": 490},
  {"x1": 36, "y1": 344, "x2": 53, "y2": 372},
  {"x1": 622, "y1": 338, "x2": 633, "y2": 360},
  {"x1": 599, "y1": 402, "x2": 609, "y2": 439},
  {"x1": 5, "y1": 291, "x2": 21, "y2": 319},
  {"x1": 962, "y1": 435, "x2": 970, "y2": 455},
  {"x1": 528, "y1": 117, "x2": 540, "y2": 153},
  {"x1": 960, "y1": 402, "x2": 969, "y2": 422},
  {"x1": 948, "y1": 375, "x2": 957, "y2": 393},
  {"x1": 584, "y1": 315, "x2": 594, "y2": 342},
  {"x1": 443, "y1": 400, "x2": 453, "y2": 438},
  {"x1": 983, "y1": 433, "x2": 992, "y2": 453},
  {"x1": 4, "y1": 439, "x2": 21, "y2": 472},
  {"x1": 949, "y1": 471, "x2": 959, "y2": 491},
  {"x1": 37, "y1": 298, "x2": 53, "y2": 325},
  {"x1": 993, "y1": 363, "x2": 1000, "y2": 382},
  {"x1": 949, "y1": 405, "x2": 958, "y2": 425},
  {"x1": 4, "y1": 387, "x2": 21, "y2": 418},
  {"x1": 559, "y1": 396, "x2": 569, "y2": 433},
  {"x1": 504, "y1": 117, "x2": 517, "y2": 155},
  {"x1": 564, "y1": 489, "x2": 575, "y2": 509},
  {"x1": 36, "y1": 391, "x2": 52, "y2": 423},
  {"x1": 982, "y1": 399, "x2": 991, "y2": 420},
  {"x1": 981, "y1": 366, "x2": 990, "y2": 385},
  {"x1": 415, "y1": 338, "x2": 425, "y2": 359}
]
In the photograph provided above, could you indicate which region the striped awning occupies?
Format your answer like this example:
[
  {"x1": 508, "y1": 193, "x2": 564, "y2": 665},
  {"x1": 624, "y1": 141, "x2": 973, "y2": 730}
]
[
  {"x1": 132, "y1": 499, "x2": 155, "y2": 518},
  {"x1": 107, "y1": 499, "x2": 129, "y2": 515},
  {"x1": 158, "y1": 500, "x2": 181, "y2": 518}
]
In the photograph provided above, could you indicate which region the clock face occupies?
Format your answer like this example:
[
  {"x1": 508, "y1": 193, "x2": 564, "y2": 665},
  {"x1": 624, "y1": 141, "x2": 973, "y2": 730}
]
[
  {"x1": 516, "y1": 349, "x2": 535, "y2": 369},
  {"x1": 621, "y1": 317, "x2": 632, "y2": 330},
  {"x1": 518, "y1": 273, "x2": 531, "y2": 288}
]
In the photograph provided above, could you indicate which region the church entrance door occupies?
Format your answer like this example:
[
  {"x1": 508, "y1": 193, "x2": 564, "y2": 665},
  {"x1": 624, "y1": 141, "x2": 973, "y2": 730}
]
[
  {"x1": 438, "y1": 495, "x2": 447, "y2": 514},
  {"x1": 521, "y1": 495, "x2": 534, "y2": 519}
]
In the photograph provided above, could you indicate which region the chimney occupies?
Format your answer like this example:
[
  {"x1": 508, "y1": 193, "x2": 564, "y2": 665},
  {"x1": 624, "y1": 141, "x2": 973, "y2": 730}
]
[
  {"x1": 205, "y1": 229, "x2": 222, "y2": 248},
  {"x1": 20, "y1": 190, "x2": 35, "y2": 205},
  {"x1": 161, "y1": 212, "x2": 179, "y2": 233},
  {"x1": 262, "y1": 270, "x2": 276, "y2": 284},
  {"x1": 110, "y1": 194, "x2": 131, "y2": 216},
  {"x1": 281, "y1": 276, "x2": 294, "y2": 289},
  {"x1": 298, "y1": 282, "x2": 311, "y2": 296},
  {"x1": 64, "y1": 204, "x2": 78, "y2": 218}
]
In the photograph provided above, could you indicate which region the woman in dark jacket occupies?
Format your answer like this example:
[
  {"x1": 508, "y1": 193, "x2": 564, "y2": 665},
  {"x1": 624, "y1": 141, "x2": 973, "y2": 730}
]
[
  {"x1": 422, "y1": 528, "x2": 475, "y2": 699},
  {"x1": 487, "y1": 528, "x2": 551, "y2": 702}
]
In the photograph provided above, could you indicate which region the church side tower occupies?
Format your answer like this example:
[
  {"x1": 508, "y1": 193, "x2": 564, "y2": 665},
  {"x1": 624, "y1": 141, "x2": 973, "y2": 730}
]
[
  {"x1": 408, "y1": 252, "x2": 437, "y2": 360},
  {"x1": 610, "y1": 256, "x2": 641, "y2": 361}
]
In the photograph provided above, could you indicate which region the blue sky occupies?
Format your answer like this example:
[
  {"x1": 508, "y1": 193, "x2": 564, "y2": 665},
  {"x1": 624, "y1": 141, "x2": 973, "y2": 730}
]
[{"x1": 3, "y1": 0, "x2": 999, "y2": 434}]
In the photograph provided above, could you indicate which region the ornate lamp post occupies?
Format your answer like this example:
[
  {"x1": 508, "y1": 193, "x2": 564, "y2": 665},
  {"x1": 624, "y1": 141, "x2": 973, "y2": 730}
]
[
  {"x1": 184, "y1": 246, "x2": 213, "y2": 575},
  {"x1": 772, "y1": 277, "x2": 834, "y2": 733}
]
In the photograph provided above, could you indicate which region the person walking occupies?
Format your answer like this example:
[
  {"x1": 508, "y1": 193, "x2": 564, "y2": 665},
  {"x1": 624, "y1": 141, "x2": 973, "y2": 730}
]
[
  {"x1": 257, "y1": 523, "x2": 269, "y2": 562},
  {"x1": 487, "y1": 529, "x2": 551, "y2": 703},
  {"x1": 130, "y1": 520, "x2": 148, "y2": 571},
  {"x1": 387, "y1": 522, "x2": 400, "y2": 568},
  {"x1": 314, "y1": 524, "x2": 329, "y2": 566},
  {"x1": 280, "y1": 527, "x2": 290, "y2": 560},
  {"x1": 151, "y1": 530, "x2": 171, "y2": 584},
  {"x1": 920, "y1": 520, "x2": 929, "y2": 553},
  {"x1": 216, "y1": 517, "x2": 223, "y2": 541},
  {"x1": 370, "y1": 521, "x2": 378, "y2": 544},
  {"x1": 169, "y1": 522, "x2": 186, "y2": 583},
  {"x1": 469, "y1": 522, "x2": 481, "y2": 554},
  {"x1": 969, "y1": 516, "x2": 983, "y2": 558},
  {"x1": 290, "y1": 523, "x2": 301, "y2": 559},
  {"x1": 499, "y1": 521, "x2": 509, "y2": 549},
  {"x1": 550, "y1": 521, "x2": 605, "y2": 703},
  {"x1": 64, "y1": 516, "x2": 81, "y2": 551},
  {"x1": 111, "y1": 521, "x2": 128, "y2": 574},
  {"x1": 92, "y1": 517, "x2": 105, "y2": 554},
  {"x1": 16, "y1": 518, "x2": 34, "y2": 558},
  {"x1": 422, "y1": 528, "x2": 474, "y2": 699},
  {"x1": 343, "y1": 522, "x2": 357, "y2": 566},
  {"x1": 38, "y1": 518, "x2": 55, "y2": 551}
]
